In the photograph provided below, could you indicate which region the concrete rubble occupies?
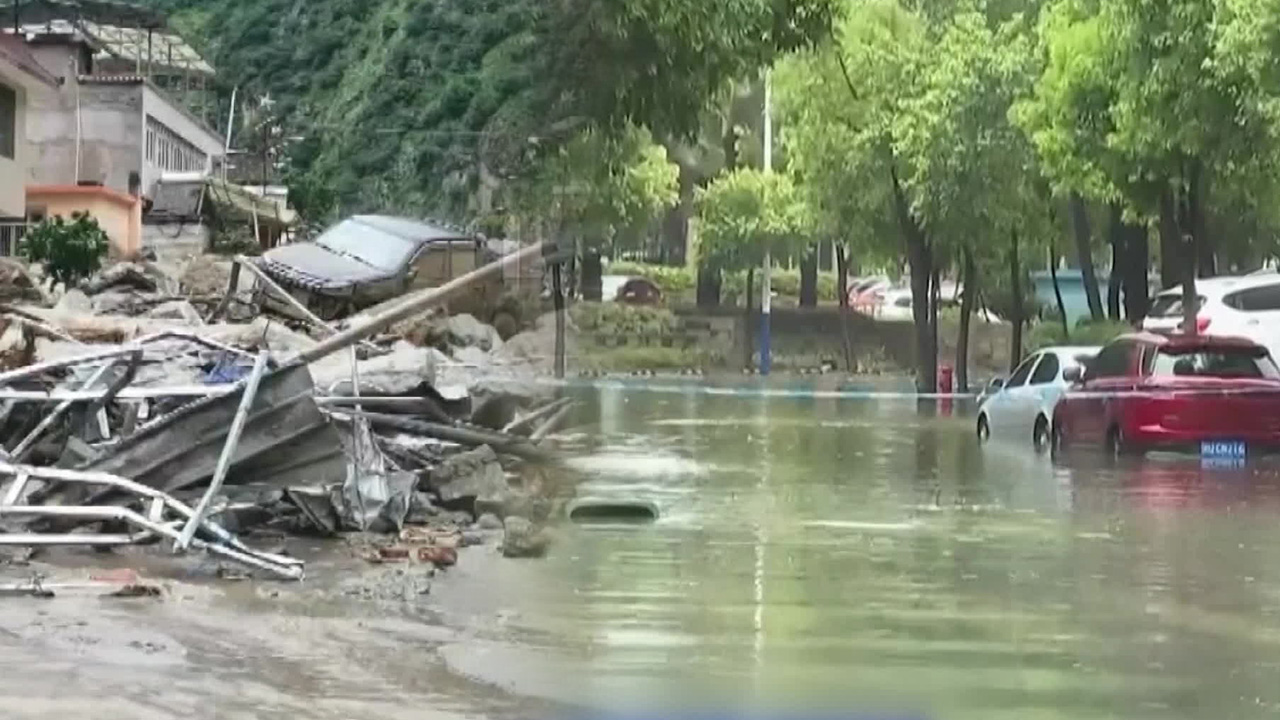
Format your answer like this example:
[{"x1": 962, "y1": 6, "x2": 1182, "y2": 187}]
[{"x1": 0, "y1": 247, "x2": 568, "y2": 584}]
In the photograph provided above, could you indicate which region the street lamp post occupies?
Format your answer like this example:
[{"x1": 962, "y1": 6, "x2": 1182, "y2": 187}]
[{"x1": 760, "y1": 70, "x2": 773, "y2": 376}]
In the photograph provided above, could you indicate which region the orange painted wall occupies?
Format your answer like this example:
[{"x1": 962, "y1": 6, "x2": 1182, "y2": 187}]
[{"x1": 26, "y1": 185, "x2": 142, "y2": 259}]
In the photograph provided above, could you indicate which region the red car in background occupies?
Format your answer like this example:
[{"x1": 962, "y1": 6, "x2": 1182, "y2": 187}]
[{"x1": 1052, "y1": 332, "x2": 1280, "y2": 458}]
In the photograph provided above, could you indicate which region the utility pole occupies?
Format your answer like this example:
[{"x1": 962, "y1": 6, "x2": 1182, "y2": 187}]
[{"x1": 760, "y1": 69, "x2": 773, "y2": 376}]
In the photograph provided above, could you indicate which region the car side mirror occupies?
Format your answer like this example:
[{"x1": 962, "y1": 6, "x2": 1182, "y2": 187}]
[
  {"x1": 1063, "y1": 366, "x2": 1083, "y2": 383},
  {"x1": 988, "y1": 377, "x2": 1006, "y2": 390}
]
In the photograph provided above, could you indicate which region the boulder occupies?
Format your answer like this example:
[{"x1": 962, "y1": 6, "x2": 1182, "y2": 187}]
[
  {"x1": 0, "y1": 320, "x2": 29, "y2": 370},
  {"x1": 502, "y1": 516, "x2": 551, "y2": 559},
  {"x1": 476, "y1": 513, "x2": 504, "y2": 531},
  {"x1": 90, "y1": 289, "x2": 150, "y2": 316},
  {"x1": 310, "y1": 341, "x2": 448, "y2": 395},
  {"x1": 81, "y1": 262, "x2": 160, "y2": 295},
  {"x1": 146, "y1": 300, "x2": 205, "y2": 325},
  {"x1": 427, "y1": 445, "x2": 510, "y2": 513},
  {"x1": 180, "y1": 255, "x2": 237, "y2": 297},
  {"x1": 443, "y1": 314, "x2": 503, "y2": 352},
  {"x1": 52, "y1": 289, "x2": 93, "y2": 315},
  {"x1": 0, "y1": 258, "x2": 47, "y2": 306}
]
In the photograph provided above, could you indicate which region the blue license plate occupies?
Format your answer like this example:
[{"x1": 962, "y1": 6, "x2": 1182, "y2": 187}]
[{"x1": 1202, "y1": 440, "x2": 1247, "y2": 459}]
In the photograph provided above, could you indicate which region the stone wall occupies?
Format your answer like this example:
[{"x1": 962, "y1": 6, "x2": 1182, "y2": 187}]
[
  {"x1": 142, "y1": 222, "x2": 209, "y2": 263},
  {"x1": 672, "y1": 305, "x2": 1012, "y2": 375}
]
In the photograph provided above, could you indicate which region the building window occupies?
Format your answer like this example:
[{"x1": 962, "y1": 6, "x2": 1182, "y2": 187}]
[
  {"x1": 144, "y1": 116, "x2": 207, "y2": 174},
  {"x1": 0, "y1": 83, "x2": 16, "y2": 160}
]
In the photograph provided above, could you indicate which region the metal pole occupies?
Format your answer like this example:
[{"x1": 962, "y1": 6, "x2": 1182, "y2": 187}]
[
  {"x1": 760, "y1": 69, "x2": 774, "y2": 376},
  {"x1": 8, "y1": 358, "x2": 120, "y2": 461},
  {"x1": 174, "y1": 350, "x2": 269, "y2": 550}
]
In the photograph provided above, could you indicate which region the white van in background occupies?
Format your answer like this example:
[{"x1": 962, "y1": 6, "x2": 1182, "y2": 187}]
[{"x1": 1143, "y1": 274, "x2": 1280, "y2": 359}]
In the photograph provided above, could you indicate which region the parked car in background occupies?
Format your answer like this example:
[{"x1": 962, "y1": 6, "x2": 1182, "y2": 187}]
[
  {"x1": 848, "y1": 277, "x2": 890, "y2": 310},
  {"x1": 977, "y1": 345, "x2": 1101, "y2": 451},
  {"x1": 256, "y1": 215, "x2": 499, "y2": 320},
  {"x1": 1142, "y1": 274, "x2": 1280, "y2": 360},
  {"x1": 614, "y1": 276, "x2": 663, "y2": 305},
  {"x1": 1052, "y1": 333, "x2": 1280, "y2": 458}
]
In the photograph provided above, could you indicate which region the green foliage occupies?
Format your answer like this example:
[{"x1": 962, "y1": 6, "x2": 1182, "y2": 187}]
[
  {"x1": 608, "y1": 260, "x2": 841, "y2": 302},
  {"x1": 570, "y1": 302, "x2": 678, "y2": 336},
  {"x1": 1028, "y1": 317, "x2": 1131, "y2": 351},
  {"x1": 607, "y1": 261, "x2": 698, "y2": 294},
  {"x1": 19, "y1": 214, "x2": 110, "y2": 288},
  {"x1": 209, "y1": 226, "x2": 262, "y2": 256},
  {"x1": 513, "y1": 126, "x2": 679, "y2": 251},
  {"x1": 151, "y1": 0, "x2": 837, "y2": 217},
  {"x1": 1015, "y1": 0, "x2": 1280, "y2": 224},
  {"x1": 697, "y1": 169, "x2": 811, "y2": 270}
]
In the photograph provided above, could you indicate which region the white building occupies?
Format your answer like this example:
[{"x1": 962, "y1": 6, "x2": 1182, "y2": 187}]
[{"x1": 0, "y1": 34, "x2": 58, "y2": 221}]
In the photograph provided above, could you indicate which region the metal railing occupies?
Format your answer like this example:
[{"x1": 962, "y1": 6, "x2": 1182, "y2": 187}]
[{"x1": 0, "y1": 220, "x2": 30, "y2": 258}]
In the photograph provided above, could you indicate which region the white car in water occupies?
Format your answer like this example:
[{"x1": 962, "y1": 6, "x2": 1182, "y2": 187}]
[
  {"x1": 976, "y1": 345, "x2": 1101, "y2": 452},
  {"x1": 1142, "y1": 274, "x2": 1280, "y2": 360}
]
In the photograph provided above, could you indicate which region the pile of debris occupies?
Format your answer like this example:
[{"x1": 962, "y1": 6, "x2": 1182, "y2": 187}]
[{"x1": 0, "y1": 242, "x2": 566, "y2": 581}]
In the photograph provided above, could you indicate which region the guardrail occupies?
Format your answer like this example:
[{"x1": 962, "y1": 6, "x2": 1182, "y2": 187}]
[{"x1": 0, "y1": 221, "x2": 29, "y2": 258}]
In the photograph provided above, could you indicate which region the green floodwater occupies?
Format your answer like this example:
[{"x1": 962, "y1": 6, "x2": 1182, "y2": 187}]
[{"x1": 542, "y1": 376, "x2": 1280, "y2": 720}]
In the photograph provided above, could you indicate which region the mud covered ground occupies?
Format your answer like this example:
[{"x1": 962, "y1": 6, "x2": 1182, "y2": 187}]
[{"x1": 0, "y1": 537, "x2": 577, "y2": 719}]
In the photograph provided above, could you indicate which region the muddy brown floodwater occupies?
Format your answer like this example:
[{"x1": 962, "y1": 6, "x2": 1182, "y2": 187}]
[{"x1": 8, "y1": 374, "x2": 1280, "y2": 719}]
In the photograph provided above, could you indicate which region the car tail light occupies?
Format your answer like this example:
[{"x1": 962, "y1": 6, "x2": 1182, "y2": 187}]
[{"x1": 1177, "y1": 316, "x2": 1213, "y2": 333}]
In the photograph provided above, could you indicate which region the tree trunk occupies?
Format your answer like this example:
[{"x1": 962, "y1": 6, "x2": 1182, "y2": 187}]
[
  {"x1": 837, "y1": 244, "x2": 854, "y2": 372},
  {"x1": 551, "y1": 263, "x2": 566, "y2": 379},
  {"x1": 1106, "y1": 204, "x2": 1123, "y2": 320},
  {"x1": 743, "y1": 267, "x2": 755, "y2": 369},
  {"x1": 581, "y1": 247, "x2": 603, "y2": 302},
  {"x1": 1049, "y1": 238, "x2": 1069, "y2": 340},
  {"x1": 1158, "y1": 189, "x2": 1181, "y2": 290},
  {"x1": 1069, "y1": 192, "x2": 1105, "y2": 321},
  {"x1": 663, "y1": 166, "x2": 694, "y2": 266},
  {"x1": 957, "y1": 246, "x2": 976, "y2": 394},
  {"x1": 696, "y1": 264, "x2": 721, "y2": 308},
  {"x1": 889, "y1": 164, "x2": 936, "y2": 393},
  {"x1": 1123, "y1": 221, "x2": 1150, "y2": 324},
  {"x1": 1167, "y1": 180, "x2": 1200, "y2": 334},
  {"x1": 930, "y1": 266, "x2": 940, "y2": 354},
  {"x1": 1009, "y1": 227, "x2": 1024, "y2": 373},
  {"x1": 799, "y1": 245, "x2": 819, "y2": 307},
  {"x1": 1190, "y1": 161, "x2": 1215, "y2": 278}
]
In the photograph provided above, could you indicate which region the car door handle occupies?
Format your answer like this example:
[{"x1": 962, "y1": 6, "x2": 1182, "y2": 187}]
[{"x1": 1248, "y1": 318, "x2": 1261, "y2": 326}]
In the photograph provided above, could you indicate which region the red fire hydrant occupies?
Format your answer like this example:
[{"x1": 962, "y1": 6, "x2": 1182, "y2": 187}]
[
  {"x1": 937, "y1": 364, "x2": 954, "y2": 395},
  {"x1": 937, "y1": 363, "x2": 954, "y2": 417}
]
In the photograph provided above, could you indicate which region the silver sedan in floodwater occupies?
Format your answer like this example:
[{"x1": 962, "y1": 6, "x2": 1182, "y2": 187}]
[{"x1": 977, "y1": 345, "x2": 1101, "y2": 452}]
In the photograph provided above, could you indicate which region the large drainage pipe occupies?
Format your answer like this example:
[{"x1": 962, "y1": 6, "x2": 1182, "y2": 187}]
[{"x1": 566, "y1": 498, "x2": 660, "y2": 524}]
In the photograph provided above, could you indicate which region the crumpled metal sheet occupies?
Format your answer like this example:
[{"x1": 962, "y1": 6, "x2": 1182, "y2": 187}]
[
  {"x1": 79, "y1": 363, "x2": 347, "y2": 495},
  {"x1": 337, "y1": 416, "x2": 416, "y2": 533}
]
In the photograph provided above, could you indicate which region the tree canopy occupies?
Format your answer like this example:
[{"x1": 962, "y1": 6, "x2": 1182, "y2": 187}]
[{"x1": 696, "y1": 169, "x2": 811, "y2": 271}]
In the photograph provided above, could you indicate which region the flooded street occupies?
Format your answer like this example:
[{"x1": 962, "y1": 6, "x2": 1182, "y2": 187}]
[
  {"x1": 6, "y1": 376, "x2": 1280, "y2": 719},
  {"x1": 545, "y1": 376, "x2": 1280, "y2": 719}
]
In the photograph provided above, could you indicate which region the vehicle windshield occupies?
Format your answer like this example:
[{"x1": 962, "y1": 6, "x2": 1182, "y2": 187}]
[
  {"x1": 315, "y1": 221, "x2": 418, "y2": 272},
  {"x1": 1150, "y1": 347, "x2": 1280, "y2": 379},
  {"x1": 1148, "y1": 293, "x2": 1208, "y2": 319}
]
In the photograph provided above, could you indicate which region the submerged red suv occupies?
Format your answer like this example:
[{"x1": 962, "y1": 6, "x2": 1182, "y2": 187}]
[{"x1": 1052, "y1": 332, "x2": 1280, "y2": 457}]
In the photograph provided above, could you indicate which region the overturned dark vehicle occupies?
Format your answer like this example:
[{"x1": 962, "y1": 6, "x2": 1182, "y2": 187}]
[{"x1": 255, "y1": 215, "x2": 502, "y2": 320}]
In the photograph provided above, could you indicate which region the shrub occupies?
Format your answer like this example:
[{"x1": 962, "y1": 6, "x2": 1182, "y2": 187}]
[
  {"x1": 1029, "y1": 317, "x2": 1132, "y2": 350},
  {"x1": 608, "y1": 261, "x2": 840, "y2": 302},
  {"x1": 19, "y1": 213, "x2": 109, "y2": 288},
  {"x1": 606, "y1": 261, "x2": 696, "y2": 294},
  {"x1": 570, "y1": 301, "x2": 677, "y2": 336}
]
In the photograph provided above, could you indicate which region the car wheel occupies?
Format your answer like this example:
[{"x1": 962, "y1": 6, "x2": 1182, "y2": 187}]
[
  {"x1": 1033, "y1": 416, "x2": 1050, "y2": 454},
  {"x1": 977, "y1": 415, "x2": 991, "y2": 443},
  {"x1": 1050, "y1": 424, "x2": 1066, "y2": 461}
]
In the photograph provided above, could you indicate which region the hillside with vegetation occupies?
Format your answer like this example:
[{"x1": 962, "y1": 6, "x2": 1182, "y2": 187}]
[
  {"x1": 148, "y1": 0, "x2": 1280, "y2": 388},
  {"x1": 146, "y1": 0, "x2": 832, "y2": 226}
]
